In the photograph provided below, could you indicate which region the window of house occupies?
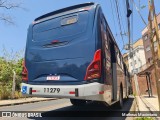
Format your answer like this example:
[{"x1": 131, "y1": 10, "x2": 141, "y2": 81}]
[
  {"x1": 154, "y1": 47, "x2": 158, "y2": 52},
  {"x1": 133, "y1": 51, "x2": 136, "y2": 56},
  {"x1": 137, "y1": 49, "x2": 139, "y2": 53},
  {"x1": 129, "y1": 52, "x2": 133, "y2": 58},
  {"x1": 134, "y1": 60, "x2": 137, "y2": 64},
  {"x1": 152, "y1": 28, "x2": 155, "y2": 33},
  {"x1": 148, "y1": 57, "x2": 152, "y2": 63},
  {"x1": 144, "y1": 34, "x2": 148, "y2": 40},
  {"x1": 158, "y1": 23, "x2": 160, "y2": 29},
  {"x1": 154, "y1": 41, "x2": 157, "y2": 47},
  {"x1": 153, "y1": 41, "x2": 158, "y2": 52},
  {"x1": 150, "y1": 58, "x2": 153, "y2": 63},
  {"x1": 130, "y1": 62, "x2": 132, "y2": 66},
  {"x1": 131, "y1": 70, "x2": 133, "y2": 74},
  {"x1": 146, "y1": 46, "x2": 151, "y2": 52}
]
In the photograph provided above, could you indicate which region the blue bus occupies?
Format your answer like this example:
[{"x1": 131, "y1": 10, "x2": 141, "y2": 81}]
[{"x1": 21, "y1": 2, "x2": 130, "y2": 108}]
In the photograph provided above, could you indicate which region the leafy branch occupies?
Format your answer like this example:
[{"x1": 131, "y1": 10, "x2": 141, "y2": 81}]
[{"x1": 0, "y1": 0, "x2": 24, "y2": 25}]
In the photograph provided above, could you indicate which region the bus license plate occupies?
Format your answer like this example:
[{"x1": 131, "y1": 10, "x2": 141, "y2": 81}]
[
  {"x1": 47, "y1": 76, "x2": 60, "y2": 80},
  {"x1": 44, "y1": 88, "x2": 60, "y2": 93}
]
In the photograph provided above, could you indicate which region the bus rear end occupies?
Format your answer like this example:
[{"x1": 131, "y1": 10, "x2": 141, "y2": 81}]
[{"x1": 21, "y1": 3, "x2": 105, "y2": 104}]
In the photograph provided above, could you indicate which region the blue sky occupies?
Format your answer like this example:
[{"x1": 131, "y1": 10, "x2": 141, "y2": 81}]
[{"x1": 0, "y1": 0, "x2": 160, "y2": 57}]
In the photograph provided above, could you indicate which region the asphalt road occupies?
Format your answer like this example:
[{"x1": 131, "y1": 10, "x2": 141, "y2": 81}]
[{"x1": 0, "y1": 97, "x2": 135, "y2": 120}]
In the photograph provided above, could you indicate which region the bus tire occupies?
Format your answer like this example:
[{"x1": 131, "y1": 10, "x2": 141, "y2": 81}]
[
  {"x1": 118, "y1": 86, "x2": 123, "y2": 109},
  {"x1": 70, "y1": 99, "x2": 86, "y2": 106}
]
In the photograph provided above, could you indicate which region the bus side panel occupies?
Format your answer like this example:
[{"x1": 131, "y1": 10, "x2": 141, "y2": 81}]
[
  {"x1": 115, "y1": 46, "x2": 126, "y2": 100},
  {"x1": 101, "y1": 16, "x2": 112, "y2": 88},
  {"x1": 97, "y1": 8, "x2": 113, "y2": 104}
]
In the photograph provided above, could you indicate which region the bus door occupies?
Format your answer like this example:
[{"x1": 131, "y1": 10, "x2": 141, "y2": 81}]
[{"x1": 110, "y1": 41, "x2": 118, "y2": 101}]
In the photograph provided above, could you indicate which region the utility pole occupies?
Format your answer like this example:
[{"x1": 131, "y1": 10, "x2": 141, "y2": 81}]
[
  {"x1": 12, "y1": 70, "x2": 16, "y2": 99},
  {"x1": 148, "y1": 0, "x2": 160, "y2": 111},
  {"x1": 126, "y1": 0, "x2": 140, "y2": 96},
  {"x1": 150, "y1": 0, "x2": 160, "y2": 63},
  {"x1": 126, "y1": 0, "x2": 131, "y2": 47}
]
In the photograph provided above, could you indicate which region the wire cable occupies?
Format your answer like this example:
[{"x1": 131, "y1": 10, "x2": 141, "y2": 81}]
[
  {"x1": 114, "y1": 0, "x2": 125, "y2": 52},
  {"x1": 131, "y1": 1, "x2": 134, "y2": 47},
  {"x1": 131, "y1": 0, "x2": 147, "y2": 26},
  {"x1": 122, "y1": 0, "x2": 128, "y2": 34},
  {"x1": 117, "y1": 0, "x2": 126, "y2": 35},
  {"x1": 109, "y1": 0, "x2": 118, "y2": 38}
]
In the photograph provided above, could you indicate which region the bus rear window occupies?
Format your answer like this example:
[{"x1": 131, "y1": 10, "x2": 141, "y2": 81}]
[{"x1": 32, "y1": 11, "x2": 89, "y2": 42}]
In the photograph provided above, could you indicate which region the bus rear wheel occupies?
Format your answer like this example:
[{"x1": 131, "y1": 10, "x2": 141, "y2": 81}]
[{"x1": 70, "y1": 99, "x2": 87, "y2": 106}]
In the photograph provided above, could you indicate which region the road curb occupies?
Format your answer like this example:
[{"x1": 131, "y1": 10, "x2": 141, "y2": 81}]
[
  {"x1": 129, "y1": 98, "x2": 137, "y2": 113},
  {"x1": 125, "y1": 96, "x2": 136, "y2": 120},
  {"x1": 128, "y1": 96, "x2": 136, "y2": 112},
  {"x1": 0, "y1": 98, "x2": 58, "y2": 107}
]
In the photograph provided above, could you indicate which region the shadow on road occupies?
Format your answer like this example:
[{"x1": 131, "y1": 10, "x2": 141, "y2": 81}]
[{"x1": 31, "y1": 97, "x2": 134, "y2": 120}]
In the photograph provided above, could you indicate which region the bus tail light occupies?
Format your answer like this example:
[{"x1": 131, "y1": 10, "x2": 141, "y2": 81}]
[
  {"x1": 84, "y1": 49, "x2": 101, "y2": 80},
  {"x1": 22, "y1": 60, "x2": 28, "y2": 81}
]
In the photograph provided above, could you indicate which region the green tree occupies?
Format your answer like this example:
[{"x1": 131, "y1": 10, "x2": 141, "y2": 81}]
[{"x1": 0, "y1": 49, "x2": 24, "y2": 99}]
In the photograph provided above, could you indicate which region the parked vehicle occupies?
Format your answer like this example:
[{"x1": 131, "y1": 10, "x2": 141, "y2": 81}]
[{"x1": 21, "y1": 2, "x2": 130, "y2": 108}]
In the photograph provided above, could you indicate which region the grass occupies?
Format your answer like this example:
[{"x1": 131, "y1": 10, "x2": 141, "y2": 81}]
[
  {"x1": 0, "y1": 85, "x2": 11, "y2": 100},
  {"x1": 0, "y1": 85, "x2": 23, "y2": 100},
  {"x1": 135, "y1": 117, "x2": 155, "y2": 120}
]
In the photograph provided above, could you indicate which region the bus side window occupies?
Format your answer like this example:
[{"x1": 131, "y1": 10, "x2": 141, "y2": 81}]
[
  {"x1": 100, "y1": 19, "x2": 106, "y2": 46},
  {"x1": 121, "y1": 57, "x2": 124, "y2": 70},
  {"x1": 119, "y1": 53, "x2": 122, "y2": 66},
  {"x1": 101, "y1": 16, "x2": 109, "y2": 50},
  {"x1": 116, "y1": 49, "x2": 120, "y2": 65}
]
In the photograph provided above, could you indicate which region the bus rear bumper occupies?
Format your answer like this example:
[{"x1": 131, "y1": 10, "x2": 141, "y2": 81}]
[{"x1": 21, "y1": 82, "x2": 105, "y2": 101}]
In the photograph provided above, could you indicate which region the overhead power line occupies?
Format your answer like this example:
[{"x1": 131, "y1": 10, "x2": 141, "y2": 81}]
[
  {"x1": 131, "y1": 0, "x2": 147, "y2": 26},
  {"x1": 114, "y1": 0, "x2": 125, "y2": 52},
  {"x1": 117, "y1": 0, "x2": 126, "y2": 34},
  {"x1": 109, "y1": 0, "x2": 118, "y2": 38}
]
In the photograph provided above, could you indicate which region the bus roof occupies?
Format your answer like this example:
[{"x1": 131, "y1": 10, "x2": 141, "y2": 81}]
[{"x1": 35, "y1": 2, "x2": 96, "y2": 22}]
